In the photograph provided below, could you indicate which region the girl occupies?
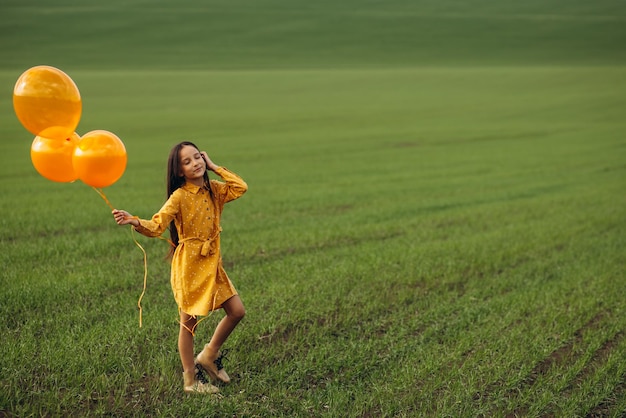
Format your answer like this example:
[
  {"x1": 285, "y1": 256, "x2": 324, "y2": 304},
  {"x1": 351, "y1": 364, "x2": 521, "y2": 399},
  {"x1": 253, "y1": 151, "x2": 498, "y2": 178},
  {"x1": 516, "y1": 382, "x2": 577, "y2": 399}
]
[{"x1": 113, "y1": 141, "x2": 248, "y2": 394}]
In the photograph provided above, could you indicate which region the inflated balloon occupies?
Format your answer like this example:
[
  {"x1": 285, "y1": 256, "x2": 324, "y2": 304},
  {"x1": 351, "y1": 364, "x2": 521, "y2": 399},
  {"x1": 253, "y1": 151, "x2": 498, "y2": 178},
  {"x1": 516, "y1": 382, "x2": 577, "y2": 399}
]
[
  {"x1": 31, "y1": 133, "x2": 81, "y2": 183},
  {"x1": 72, "y1": 130, "x2": 127, "y2": 188},
  {"x1": 13, "y1": 65, "x2": 82, "y2": 141}
]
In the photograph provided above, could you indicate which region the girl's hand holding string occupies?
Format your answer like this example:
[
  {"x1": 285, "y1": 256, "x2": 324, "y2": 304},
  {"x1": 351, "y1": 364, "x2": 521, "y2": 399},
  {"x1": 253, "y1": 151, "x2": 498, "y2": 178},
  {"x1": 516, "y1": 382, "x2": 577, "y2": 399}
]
[{"x1": 112, "y1": 209, "x2": 140, "y2": 227}]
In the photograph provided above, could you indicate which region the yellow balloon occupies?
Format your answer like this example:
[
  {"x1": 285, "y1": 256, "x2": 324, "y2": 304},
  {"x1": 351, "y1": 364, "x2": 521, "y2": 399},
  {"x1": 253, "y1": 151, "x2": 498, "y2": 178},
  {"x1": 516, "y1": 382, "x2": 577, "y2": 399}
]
[
  {"x1": 73, "y1": 130, "x2": 127, "y2": 188},
  {"x1": 13, "y1": 66, "x2": 82, "y2": 141},
  {"x1": 31, "y1": 133, "x2": 81, "y2": 183}
]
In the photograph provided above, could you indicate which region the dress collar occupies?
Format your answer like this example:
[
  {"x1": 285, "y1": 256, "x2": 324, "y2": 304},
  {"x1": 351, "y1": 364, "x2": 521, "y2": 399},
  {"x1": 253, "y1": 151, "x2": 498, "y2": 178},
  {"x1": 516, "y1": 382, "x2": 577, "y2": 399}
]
[{"x1": 182, "y1": 182, "x2": 208, "y2": 194}]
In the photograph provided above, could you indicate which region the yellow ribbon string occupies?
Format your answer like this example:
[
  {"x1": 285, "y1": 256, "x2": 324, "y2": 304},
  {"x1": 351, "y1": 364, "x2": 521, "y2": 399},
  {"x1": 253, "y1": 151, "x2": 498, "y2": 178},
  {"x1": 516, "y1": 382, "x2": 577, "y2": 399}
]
[
  {"x1": 130, "y1": 227, "x2": 148, "y2": 328},
  {"x1": 157, "y1": 234, "x2": 176, "y2": 248},
  {"x1": 93, "y1": 187, "x2": 114, "y2": 210},
  {"x1": 93, "y1": 186, "x2": 149, "y2": 328},
  {"x1": 177, "y1": 291, "x2": 218, "y2": 336}
]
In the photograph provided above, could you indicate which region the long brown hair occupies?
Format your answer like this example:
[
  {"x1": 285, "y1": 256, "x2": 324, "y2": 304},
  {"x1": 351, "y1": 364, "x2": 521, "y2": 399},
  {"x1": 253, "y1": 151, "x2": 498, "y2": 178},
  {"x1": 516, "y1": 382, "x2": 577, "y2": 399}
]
[{"x1": 166, "y1": 141, "x2": 211, "y2": 257}]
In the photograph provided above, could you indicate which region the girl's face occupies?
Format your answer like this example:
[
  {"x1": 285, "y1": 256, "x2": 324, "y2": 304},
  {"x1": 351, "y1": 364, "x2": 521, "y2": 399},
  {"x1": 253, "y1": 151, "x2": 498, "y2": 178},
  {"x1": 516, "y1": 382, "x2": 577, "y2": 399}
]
[{"x1": 178, "y1": 145, "x2": 206, "y2": 183}]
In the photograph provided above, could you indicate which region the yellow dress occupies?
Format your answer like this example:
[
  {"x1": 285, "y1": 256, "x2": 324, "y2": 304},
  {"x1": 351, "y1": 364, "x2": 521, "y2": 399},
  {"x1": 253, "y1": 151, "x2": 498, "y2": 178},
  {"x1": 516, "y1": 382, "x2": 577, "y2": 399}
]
[{"x1": 134, "y1": 167, "x2": 247, "y2": 317}]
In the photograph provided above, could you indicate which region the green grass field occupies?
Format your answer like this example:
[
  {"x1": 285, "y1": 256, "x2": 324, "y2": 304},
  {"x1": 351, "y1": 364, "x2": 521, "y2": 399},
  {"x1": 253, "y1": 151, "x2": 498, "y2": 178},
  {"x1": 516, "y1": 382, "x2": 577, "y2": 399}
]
[{"x1": 1, "y1": 1, "x2": 625, "y2": 417}]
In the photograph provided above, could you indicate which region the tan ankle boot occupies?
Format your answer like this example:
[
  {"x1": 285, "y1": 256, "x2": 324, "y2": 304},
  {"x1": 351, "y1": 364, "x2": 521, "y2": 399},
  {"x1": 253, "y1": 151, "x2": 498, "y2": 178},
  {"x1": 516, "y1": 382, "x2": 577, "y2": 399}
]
[
  {"x1": 196, "y1": 344, "x2": 231, "y2": 384},
  {"x1": 183, "y1": 368, "x2": 219, "y2": 394}
]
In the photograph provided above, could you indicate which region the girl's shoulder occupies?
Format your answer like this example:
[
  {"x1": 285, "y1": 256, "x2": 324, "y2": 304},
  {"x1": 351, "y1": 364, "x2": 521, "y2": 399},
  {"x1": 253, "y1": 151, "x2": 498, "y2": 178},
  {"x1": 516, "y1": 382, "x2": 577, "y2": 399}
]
[{"x1": 167, "y1": 187, "x2": 189, "y2": 202}]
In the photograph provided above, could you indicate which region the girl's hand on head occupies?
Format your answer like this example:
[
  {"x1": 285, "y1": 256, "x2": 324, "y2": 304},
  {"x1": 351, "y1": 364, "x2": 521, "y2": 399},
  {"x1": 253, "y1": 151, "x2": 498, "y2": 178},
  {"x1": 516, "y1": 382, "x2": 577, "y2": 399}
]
[
  {"x1": 201, "y1": 151, "x2": 218, "y2": 172},
  {"x1": 112, "y1": 209, "x2": 139, "y2": 227}
]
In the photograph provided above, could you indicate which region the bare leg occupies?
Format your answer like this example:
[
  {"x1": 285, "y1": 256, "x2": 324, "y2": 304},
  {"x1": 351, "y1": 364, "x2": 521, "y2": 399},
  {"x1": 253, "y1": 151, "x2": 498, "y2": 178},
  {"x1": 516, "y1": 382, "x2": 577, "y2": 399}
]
[
  {"x1": 179, "y1": 312, "x2": 197, "y2": 372},
  {"x1": 208, "y1": 295, "x2": 246, "y2": 352},
  {"x1": 196, "y1": 296, "x2": 245, "y2": 383},
  {"x1": 179, "y1": 311, "x2": 219, "y2": 394}
]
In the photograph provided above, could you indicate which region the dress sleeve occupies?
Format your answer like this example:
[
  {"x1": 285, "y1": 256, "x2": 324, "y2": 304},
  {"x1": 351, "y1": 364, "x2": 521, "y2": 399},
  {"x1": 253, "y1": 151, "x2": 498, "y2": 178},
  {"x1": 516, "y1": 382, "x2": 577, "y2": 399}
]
[
  {"x1": 211, "y1": 166, "x2": 248, "y2": 204},
  {"x1": 134, "y1": 192, "x2": 179, "y2": 237}
]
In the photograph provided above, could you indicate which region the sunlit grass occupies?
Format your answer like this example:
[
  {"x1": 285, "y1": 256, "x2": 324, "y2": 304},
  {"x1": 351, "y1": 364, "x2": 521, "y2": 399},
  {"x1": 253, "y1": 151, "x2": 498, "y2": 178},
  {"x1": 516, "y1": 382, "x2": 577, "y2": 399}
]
[{"x1": 1, "y1": 64, "x2": 624, "y2": 416}]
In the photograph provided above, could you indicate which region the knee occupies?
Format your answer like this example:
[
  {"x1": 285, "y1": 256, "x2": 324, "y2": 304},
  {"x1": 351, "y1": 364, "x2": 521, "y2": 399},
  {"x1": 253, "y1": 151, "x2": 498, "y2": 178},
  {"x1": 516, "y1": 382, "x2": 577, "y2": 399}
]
[
  {"x1": 230, "y1": 306, "x2": 245, "y2": 323},
  {"x1": 225, "y1": 296, "x2": 246, "y2": 322},
  {"x1": 179, "y1": 314, "x2": 197, "y2": 335}
]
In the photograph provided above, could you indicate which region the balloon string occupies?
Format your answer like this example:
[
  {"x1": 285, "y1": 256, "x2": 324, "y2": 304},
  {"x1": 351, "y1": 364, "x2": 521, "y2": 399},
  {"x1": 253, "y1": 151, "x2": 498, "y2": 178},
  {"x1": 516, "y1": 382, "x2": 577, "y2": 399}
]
[
  {"x1": 93, "y1": 187, "x2": 114, "y2": 210},
  {"x1": 92, "y1": 188, "x2": 175, "y2": 250},
  {"x1": 177, "y1": 292, "x2": 217, "y2": 336},
  {"x1": 92, "y1": 186, "x2": 148, "y2": 328},
  {"x1": 131, "y1": 227, "x2": 148, "y2": 328}
]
